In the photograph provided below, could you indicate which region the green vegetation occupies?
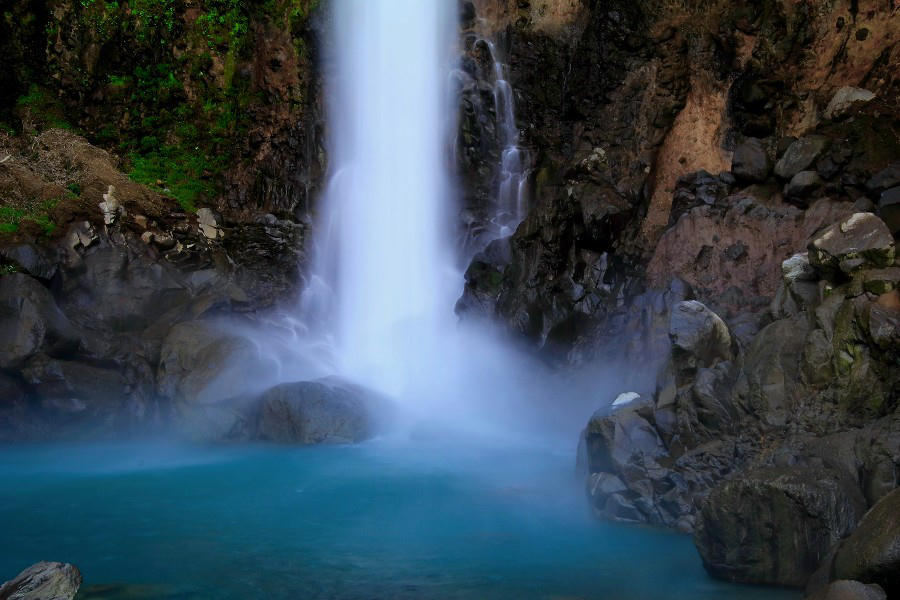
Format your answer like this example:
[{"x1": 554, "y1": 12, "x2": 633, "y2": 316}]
[
  {"x1": 7, "y1": 0, "x2": 318, "y2": 213},
  {"x1": 15, "y1": 84, "x2": 70, "y2": 130},
  {"x1": 0, "y1": 198, "x2": 60, "y2": 236}
]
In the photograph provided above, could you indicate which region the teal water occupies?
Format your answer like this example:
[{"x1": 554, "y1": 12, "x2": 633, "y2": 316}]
[{"x1": 0, "y1": 440, "x2": 798, "y2": 599}]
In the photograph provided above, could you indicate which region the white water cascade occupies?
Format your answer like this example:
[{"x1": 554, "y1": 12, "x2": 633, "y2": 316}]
[
  {"x1": 482, "y1": 39, "x2": 530, "y2": 238},
  {"x1": 301, "y1": 0, "x2": 460, "y2": 398}
]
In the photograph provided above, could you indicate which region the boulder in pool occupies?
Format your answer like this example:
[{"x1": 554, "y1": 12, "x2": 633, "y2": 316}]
[
  {"x1": 0, "y1": 561, "x2": 82, "y2": 600},
  {"x1": 255, "y1": 378, "x2": 391, "y2": 445}
]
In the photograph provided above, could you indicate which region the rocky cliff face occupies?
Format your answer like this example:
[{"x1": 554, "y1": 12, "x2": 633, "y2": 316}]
[{"x1": 455, "y1": 0, "x2": 900, "y2": 594}]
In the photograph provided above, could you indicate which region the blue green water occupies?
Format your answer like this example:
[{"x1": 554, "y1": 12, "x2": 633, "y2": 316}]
[{"x1": 0, "y1": 440, "x2": 798, "y2": 599}]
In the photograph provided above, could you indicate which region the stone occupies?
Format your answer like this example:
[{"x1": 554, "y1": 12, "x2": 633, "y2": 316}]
[
  {"x1": 255, "y1": 378, "x2": 388, "y2": 444},
  {"x1": 833, "y1": 488, "x2": 900, "y2": 596},
  {"x1": 0, "y1": 561, "x2": 82, "y2": 600},
  {"x1": 0, "y1": 244, "x2": 58, "y2": 279},
  {"x1": 775, "y1": 135, "x2": 830, "y2": 179},
  {"x1": 0, "y1": 274, "x2": 78, "y2": 369},
  {"x1": 861, "y1": 268, "x2": 900, "y2": 295},
  {"x1": 694, "y1": 466, "x2": 867, "y2": 587},
  {"x1": 867, "y1": 302, "x2": 900, "y2": 351},
  {"x1": 731, "y1": 137, "x2": 771, "y2": 182},
  {"x1": 823, "y1": 87, "x2": 876, "y2": 120},
  {"x1": 197, "y1": 208, "x2": 224, "y2": 240},
  {"x1": 866, "y1": 163, "x2": 900, "y2": 194},
  {"x1": 668, "y1": 300, "x2": 732, "y2": 368},
  {"x1": 809, "y1": 213, "x2": 895, "y2": 279},
  {"x1": 786, "y1": 171, "x2": 824, "y2": 199},
  {"x1": 878, "y1": 187, "x2": 900, "y2": 235},
  {"x1": 806, "y1": 580, "x2": 887, "y2": 600},
  {"x1": 98, "y1": 185, "x2": 122, "y2": 225}
]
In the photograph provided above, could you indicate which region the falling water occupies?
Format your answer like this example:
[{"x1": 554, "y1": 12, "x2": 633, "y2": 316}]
[
  {"x1": 482, "y1": 39, "x2": 530, "y2": 237},
  {"x1": 302, "y1": 0, "x2": 459, "y2": 396}
]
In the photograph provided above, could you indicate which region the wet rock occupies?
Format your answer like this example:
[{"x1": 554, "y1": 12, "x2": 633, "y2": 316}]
[
  {"x1": 731, "y1": 137, "x2": 771, "y2": 183},
  {"x1": 809, "y1": 213, "x2": 896, "y2": 280},
  {"x1": 806, "y1": 580, "x2": 886, "y2": 600},
  {"x1": 0, "y1": 561, "x2": 82, "y2": 600},
  {"x1": 668, "y1": 301, "x2": 732, "y2": 369},
  {"x1": 833, "y1": 488, "x2": 900, "y2": 595},
  {"x1": 21, "y1": 354, "x2": 129, "y2": 421},
  {"x1": 775, "y1": 135, "x2": 830, "y2": 179},
  {"x1": 823, "y1": 87, "x2": 876, "y2": 121},
  {"x1": 866, "y1": 302, "x2": 900, "y2": 351},
  {"x1": 255, "y1": 378, "x2": 388, "y2": 445},
  {"x1": 694, "y1": 466, "x2": 867, "y2": 587},
  {"x1": 786, "y1": 171, "x2": 824, "y2": 200},
  {"x1": 0, "y1": 274, "x2": 78, "y2": 369}
]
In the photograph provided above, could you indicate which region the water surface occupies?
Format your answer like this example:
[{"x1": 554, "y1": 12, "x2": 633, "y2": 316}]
[{"x1": 0, "y1": 440, "x2": 798, "y2": 599}]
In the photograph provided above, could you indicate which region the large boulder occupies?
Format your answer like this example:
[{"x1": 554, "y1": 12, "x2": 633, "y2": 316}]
[
  {"x1": 775, "y1": 135, "x2": 830, "y2": 179},
  {"x1": 833, "y1": 488, "x2": 900, "y2": 596},
  {"x1": 0, "y1": 274, "x2": 79, "y2": 369},
  {"x1": 156, "y1": 320, "x2": 282, "y2": 440},
  {"x1": 0, "y1": 561, "x2": 82, "y2": 600},
  {"x1": 668, "y1": 300, "x2": 732, "y2": 370},
  {"x1": 694, "y1": 466, "x2": 866, "y2": 587},
  {"x1": 809, "y1": 213, "x2": 895, "y2": 279},
  {"x1": 255, "y1": 378, "x2": 389, "y2": 444}
]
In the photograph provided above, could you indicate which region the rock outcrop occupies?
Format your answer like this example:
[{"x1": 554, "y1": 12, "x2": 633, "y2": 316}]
[{"x1": 0, "y1": 562, "x2": 82, "y2": 600}]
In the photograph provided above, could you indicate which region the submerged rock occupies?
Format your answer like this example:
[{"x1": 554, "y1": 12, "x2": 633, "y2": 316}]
[
  {"x1": 256, "y1": 378, "x2": 389, "y2": 445},
  {"x1": 0, "y1": 561, "x2": 82, "y2": 600}
]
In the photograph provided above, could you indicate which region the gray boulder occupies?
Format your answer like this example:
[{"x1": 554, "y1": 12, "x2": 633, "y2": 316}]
[
  {"x1": 786, "y1": 170, "x2": 824, "y2": 200},
  {"x1": 0, "y1": 243, "x2": 59, "y2": 280},
  {"x1": 256, "y1": 378, "x2": 389, "y2": 445},
  {"x1": 694, "y1": 466, "x2": 867, "y2": 587},
  {"x1": 0, "y1": 561, "x2": 82, "y2": 600},
  {"x1": 0, "y1": 274, "x2": 79, "y2": 369},
  {"x1": 669, "y1": 300, "x2": 732, "y2": 369},
  {"x1": 806, "y1": 580, "x2": 886, "y2": 600},
  {"x1": 809, "y1": 213, "x2": 895, "y2": 279},
  {"x1": 157, "y1": 320, "x2": 279, "y2": 440},
  {"x1": 775, "y1": 135, "x2": 830, "y2": 179},
  {"x1": 833, "y1": 487, "x2": 900, "y2": 596},
  {"x1": 732, "y1": 137, "x2": 771, "y2": 182}
]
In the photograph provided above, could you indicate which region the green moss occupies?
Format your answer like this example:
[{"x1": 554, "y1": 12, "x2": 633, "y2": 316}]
[{"x1": 0, "y1": 198, "x2": 59, "y2": 236}]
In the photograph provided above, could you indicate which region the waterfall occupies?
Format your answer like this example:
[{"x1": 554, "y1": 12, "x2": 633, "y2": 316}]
[
  {"x1": 301, "y1": 0, "x2": 459, "y2": 396},
  {"x1": 482, "y1": 39, "x2": 530, "y2": 238}
]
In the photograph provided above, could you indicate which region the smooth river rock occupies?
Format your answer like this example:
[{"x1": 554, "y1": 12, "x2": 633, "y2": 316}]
[{"x1": 256, "y1": 378, "x2": 389, "y2": 445}]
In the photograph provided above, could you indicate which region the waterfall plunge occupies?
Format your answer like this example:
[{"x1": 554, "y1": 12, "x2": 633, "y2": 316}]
[{"x1": 304, "y1": 0, "x2": 460, "y2": 398}]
